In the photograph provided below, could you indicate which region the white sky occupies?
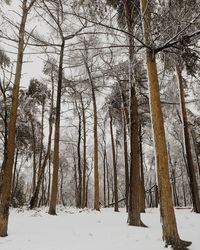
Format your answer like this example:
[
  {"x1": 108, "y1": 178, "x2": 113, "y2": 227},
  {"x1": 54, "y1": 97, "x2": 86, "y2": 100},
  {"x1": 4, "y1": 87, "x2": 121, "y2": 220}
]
[{"x1": 1, "y1": 1, "x2": 48, "y2": 87}]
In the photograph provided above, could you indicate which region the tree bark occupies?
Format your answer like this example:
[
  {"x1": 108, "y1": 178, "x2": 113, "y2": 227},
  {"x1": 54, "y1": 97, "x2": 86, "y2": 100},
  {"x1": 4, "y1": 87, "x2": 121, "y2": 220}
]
[
  {"x1": 75, "y1": 100, "x2": 82, "y2": 208},
  {"x1": 109, "y1": 110, "x2": 119, "y2": 212},
  {"x1": 176, "y1": 65, "x2": 200, "y2": 213},
  {"x1": 139, "y1": 125, "x2": 146, "y2": 213},
  {"x1": 80, "y1": 94, "x2": 87, "y2": 208},
  {"x1": 49, "y1": 40, "x2": 65, "y2": 215},
  {"x1": 128, "y1": 86, "x2": 146, "y2": 226},
  {"x1": 29, "y1": 113, "x2": 37, "y2": 193},
  {"x1": 102, "y1": 137, "x2": 107, "y2": 207},
  {"x1": 120, "y1": 92, "x2": 129, "y2": 212},
  {"x1": 29, "y1": 86, "x2": 54, "y2": 209},
  {"x1": 139, "y1": 0, "x2": 191, "y2": 247},
  {"x1": 37, "y1": 98, "x2": 45, "y2": 183},
  {"x1": 82, "y1": 55, "x2": 100, "y2": 211},
  {"x1": 124, "y1": 2, "x2": 145, "y2": 227},
  {"x1": 0, "y1": 0, "x2": 35, "y2": 236}
]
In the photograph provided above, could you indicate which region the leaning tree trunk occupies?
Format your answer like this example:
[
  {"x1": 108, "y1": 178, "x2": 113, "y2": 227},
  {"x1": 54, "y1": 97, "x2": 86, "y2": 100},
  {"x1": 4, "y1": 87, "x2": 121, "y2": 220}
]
[
  {"x1": 0, "y1": 0, "x2": 35, "y2": 237},
  {"x1": 49, "y1": 40, "x2": 65, "y2": 215},
  {"x1": 109, "y1": 110, "x2": 119, "y2": 212},
  {"x1": 139, "y1": 0, "x2": 191, "y2": 247},
  {"x1": 176, "y1": 65, "x2": 200, "y2": 213}
]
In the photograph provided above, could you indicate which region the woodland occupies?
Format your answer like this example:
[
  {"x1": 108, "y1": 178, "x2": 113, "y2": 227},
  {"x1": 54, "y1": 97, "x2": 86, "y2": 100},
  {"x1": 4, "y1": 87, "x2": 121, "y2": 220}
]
[{"x1": 0, "y1": 0, "x2": 200, "y2": 249}]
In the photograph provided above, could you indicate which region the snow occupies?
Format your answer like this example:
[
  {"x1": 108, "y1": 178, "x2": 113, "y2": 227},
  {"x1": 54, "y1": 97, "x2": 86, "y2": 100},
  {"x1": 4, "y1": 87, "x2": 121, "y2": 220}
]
[{"x1": 0, "y1": 207, "x2": 199, "y2": 250}]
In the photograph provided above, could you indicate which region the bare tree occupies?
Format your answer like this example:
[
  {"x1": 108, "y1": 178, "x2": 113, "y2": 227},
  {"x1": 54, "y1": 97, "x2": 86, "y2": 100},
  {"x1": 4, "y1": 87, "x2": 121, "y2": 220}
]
[{"x1": 0, "y1": 0, "x2": 36, "y2": 237}]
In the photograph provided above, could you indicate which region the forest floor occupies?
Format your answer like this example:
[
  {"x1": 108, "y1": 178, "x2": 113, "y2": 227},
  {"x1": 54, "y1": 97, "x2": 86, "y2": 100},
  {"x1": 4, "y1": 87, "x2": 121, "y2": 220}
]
[{"x1": 0, "y1": 207, "x2": 199, "y2": 250}]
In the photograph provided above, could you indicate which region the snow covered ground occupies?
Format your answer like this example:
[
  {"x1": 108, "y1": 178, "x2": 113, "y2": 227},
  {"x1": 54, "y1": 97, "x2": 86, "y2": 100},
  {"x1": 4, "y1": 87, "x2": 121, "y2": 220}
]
[{"x1": 0, "y1": 207, "x2": 199, "y2": 250}]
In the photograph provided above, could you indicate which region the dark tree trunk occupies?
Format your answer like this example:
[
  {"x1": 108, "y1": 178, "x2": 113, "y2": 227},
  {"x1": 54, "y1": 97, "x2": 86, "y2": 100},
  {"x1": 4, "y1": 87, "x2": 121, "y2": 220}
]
[
  {"x1": 76, "y1": 101, "x2": 82, "y2": 208},
  {"x1": 80, "y1": 95, "x2": 87, "y2": 208},
  {"x1": 176, "y1": 65, "x2": 200, "y2": 213},
  {"x1": 49, "y1": 40, "x2": 65, "y2": 215},
  {"x1": 109, "y1": 110, "x2": 119, "y2": 212},
  {"x1": 82, "y1": 54, "x2": 100, "y2": 211}
]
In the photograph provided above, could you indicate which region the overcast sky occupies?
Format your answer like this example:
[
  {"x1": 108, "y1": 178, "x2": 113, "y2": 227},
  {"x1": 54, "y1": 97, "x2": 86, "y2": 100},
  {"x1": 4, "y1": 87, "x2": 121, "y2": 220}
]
[{"x1": 1, "y1": 1, "x2": 47, "y2": 87}]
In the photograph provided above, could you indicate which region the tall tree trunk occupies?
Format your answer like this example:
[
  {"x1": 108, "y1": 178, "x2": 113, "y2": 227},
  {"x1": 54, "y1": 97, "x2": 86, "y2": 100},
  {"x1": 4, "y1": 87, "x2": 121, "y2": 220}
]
[
  {"x1": 139, "y1": 0, "x2": 191, "y2": 247},
  {"x1": 118, "y1": 81, "x2": 129, "y2": 211},
  {"x1": 139, "y1": 125, "x2": 145, "y2": 213},
  {"x1": 80, "y1": 94, "x2": 87, "y2": 208},
  {"x1": 37, "y1": 99, "x2": 45, "y2": 181},
  {"x1": 106, "y1": 152, "x2": 110, "y2": 207},
  {"x1": 49, "y1": 40, "x2": 65, "y2": 215},
  {"x1": 109, "y1": 110, "x2": 119, "y2": 212},
  {"x1": 91, "y1": 84, "x2": 100, "y2": 210},
  {"x1": 101, "y1": 120, "x2": 107, "y2": 207},
  {"x1": 29, "y1": 113, "x2": 37, "y2": 193},
  {"x1": 128, "y1": 85, "x2": 146, "y2": 226},
  {"x1": 121, "y1": 100, "x2": 129, "y2": 212},
  {"x1": 191, "y1": 130, "x2": 200, "y2": 176},
  {"x1": 124, "y1": 2, "x2": 145, "y2": 227},
  {"x1": 176, "y1": 65, "x2": 200, "y2": 213},
  {"x1": 46, "y1": 151, "x2": 52, "y2": 206},
  {"x1": 82, "y1": 55, "x2": 100, "y2": 211},
  {"x1": 29, "y1": 87, "x2": 54, "y2": 209},
  {"x1": 11, "y1": 148, "x2": 19, "y2": 202},
  {"x1": 76, "y1": 101, "x2": 82, "y2": 208},
  {"x1": 73, "y1": 150, "x2": 78, "y2": 207},
  {"x1": 102, "y1": 139, "x2": 107, "y2": 207},
  {"x1": 0, "y1": 79, "x2": 8, "y2": 182},
  {"x1": 0, "y1": 0, "x2": 36, "y2": 236}
]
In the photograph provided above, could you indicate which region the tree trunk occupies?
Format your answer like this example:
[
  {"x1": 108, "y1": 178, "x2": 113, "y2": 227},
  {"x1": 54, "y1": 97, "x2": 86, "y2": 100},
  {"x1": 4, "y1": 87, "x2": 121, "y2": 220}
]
[
  {"x1": 29, "y1": 113, "x2": 37, "y2": 193},
  {"x1": 82, "y1": 55, "x2": 100, "y2": 211},
  {"x1": 0, "y1": 78, "x2": 8, "y2": 183},
  {"x1": 122, "y1": 107, "x2": 129, "y2": 212},
  {"x1": 92, "y1": 84, "x2": 100, "y2": 210},
  {"x1": 80, "y1": 94, "x2": 87, "y2": 208},
  {"x1": 128, "y1": 86, "x2": 146, "y2": 226},
  {"x1": 139, "y1": 126, "x2": 146, "y2": 213},
  {"x1": 37, "y1": 99, "x2": 45, "y2": 182},
  {"x1": 139, "y1": 0, "x2": 191, "y2": 247},
  {"x1": 109, "y1": 110, "x2": 119, "y2": 212},
  {"x1": 102, "y1": 121, "x2": 107, "y2": 207},
  {"x1": 76, "y1": 102, "x2": 82, "y2": 208},
  {"x1": 124, "y1": 2, "x2": 145, "y2": 227},
  {"x1": 191, "y1": 130, "x2": 200, "y2": 176},
  {"x1": 11, "y1": 149, "x2": 19, "y2": 202},
  {"x1": 29, "y1": 87, "x2": 54, "y2": 209},
  {"x1": 0, "y1": 0, "x2": 34, "y2": 236},
  {"x1": 118, "y1": 81, "x2": 129, "y2": 211},
  {"x1": 176, "y1": 64, "x2": 200, "y2": 213},
  {"x1": 49, "y1": 40, "x2": 65, "y2": 215}
]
